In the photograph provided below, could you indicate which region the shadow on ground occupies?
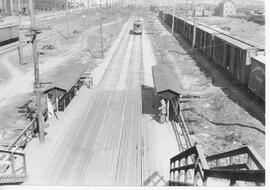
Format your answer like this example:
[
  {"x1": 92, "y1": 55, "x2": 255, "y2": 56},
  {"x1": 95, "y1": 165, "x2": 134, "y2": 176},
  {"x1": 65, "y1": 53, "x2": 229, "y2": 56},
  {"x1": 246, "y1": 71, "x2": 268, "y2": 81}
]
[
  {"x1": 143, "y1": 171, "x2": 168, "y2": 186},
  {"x1": 142, "y1": 85, "x2": 161, "y2": 123}
]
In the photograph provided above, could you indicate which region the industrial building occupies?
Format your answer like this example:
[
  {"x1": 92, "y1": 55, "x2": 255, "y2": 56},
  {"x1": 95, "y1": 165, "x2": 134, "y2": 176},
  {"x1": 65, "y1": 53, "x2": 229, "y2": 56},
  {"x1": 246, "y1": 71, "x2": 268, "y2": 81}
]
[
  {"x1": 214, "y1": 0, "x2": 236, "y2": 17},
  {"x1": 0, "y1": 0, "x2": 67, "y2": 15}
]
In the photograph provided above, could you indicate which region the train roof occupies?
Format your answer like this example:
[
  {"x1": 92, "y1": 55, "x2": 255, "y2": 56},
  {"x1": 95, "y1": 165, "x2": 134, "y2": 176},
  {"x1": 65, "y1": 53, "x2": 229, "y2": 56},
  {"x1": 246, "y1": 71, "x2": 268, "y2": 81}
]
[
  {"x1": 171, "y1": 13, "x2": 264, "y2": 51},
  {"x1": 0, "y1": 23, "x2": 19, "y2": 29},
  {"x1": 251, "y1": 54, "x2": 265, "y2": 64},
  {"x1": 214, "y1": 33, "x2": 257, "y2": 50}
]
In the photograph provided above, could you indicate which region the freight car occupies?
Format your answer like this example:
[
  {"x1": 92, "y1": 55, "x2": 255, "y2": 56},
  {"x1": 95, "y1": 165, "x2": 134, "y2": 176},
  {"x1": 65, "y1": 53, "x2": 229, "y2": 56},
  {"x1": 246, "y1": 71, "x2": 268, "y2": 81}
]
[
  {"x1": 0, "y1": 24, "x2": 19, "y2": 46},
  {"x1": 159, "y1": 10, "x2": 265, "y2": 100},
  {"x1": 248, "y1": 55, "x2": 265, "y2": 100}
]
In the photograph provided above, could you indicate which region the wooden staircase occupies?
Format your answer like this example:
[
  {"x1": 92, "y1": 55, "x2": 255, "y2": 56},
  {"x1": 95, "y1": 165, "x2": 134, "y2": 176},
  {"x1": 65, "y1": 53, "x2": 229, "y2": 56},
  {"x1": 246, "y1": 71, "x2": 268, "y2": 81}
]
[
  {"x1": 169, "y1": 96, "x2": 265, "y2": 186},
  {"x1": 169, "y1": 145, "x2": 265, "y2": 186},
  {"x1": 0, "y1": 149, "x2": 27, "y2": 185}
]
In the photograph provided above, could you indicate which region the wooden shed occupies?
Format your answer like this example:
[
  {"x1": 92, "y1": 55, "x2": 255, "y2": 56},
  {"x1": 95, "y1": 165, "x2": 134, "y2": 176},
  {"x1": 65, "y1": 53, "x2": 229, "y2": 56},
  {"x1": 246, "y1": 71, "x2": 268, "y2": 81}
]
[{"x1": 42, "y1": 63, "x2": 89, "y2": 111}]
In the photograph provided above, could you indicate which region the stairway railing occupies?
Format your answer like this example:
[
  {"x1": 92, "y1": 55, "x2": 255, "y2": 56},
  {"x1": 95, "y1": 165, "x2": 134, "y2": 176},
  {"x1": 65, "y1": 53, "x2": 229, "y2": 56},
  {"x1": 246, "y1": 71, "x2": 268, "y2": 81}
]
[
  {"x1": 169, "y1": 145, "x2": 209, "y2": 186},
  {"x1": 205, "y1": 146, "x2": 265, "y2": 185},
  {"x1": 169, "y1": 145, "x2": 265, "y2": 186},
  {"x1": 0, "y1": 149, "x2": 27, "y2": 184},
  {"x1": 7, "y1": 120, "x2": 36, "y2": 151}
]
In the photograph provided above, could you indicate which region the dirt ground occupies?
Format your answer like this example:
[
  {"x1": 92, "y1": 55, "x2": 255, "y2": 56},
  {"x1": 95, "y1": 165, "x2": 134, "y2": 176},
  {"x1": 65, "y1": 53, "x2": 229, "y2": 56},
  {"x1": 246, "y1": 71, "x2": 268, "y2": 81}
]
[
  {"x1": 0, "y1": 8, "x2": 132, "y2": 145},
  {"x1": 144, "y1": 12, "x2": 265, "y2": 158},
  {"x1": 196, "y1": 16, "x2": 265, "y2": 46}
]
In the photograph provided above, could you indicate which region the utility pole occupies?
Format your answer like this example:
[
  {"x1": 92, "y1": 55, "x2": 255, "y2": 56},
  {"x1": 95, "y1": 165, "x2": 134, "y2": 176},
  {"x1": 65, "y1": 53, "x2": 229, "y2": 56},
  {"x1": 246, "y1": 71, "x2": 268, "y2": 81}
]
[
  {"x1": 10, "y1": 0, "x2": 14, "y2": 16},
  {"x1": 66, "y1": 0, "x2": 70, "y2": 38},
  {"x1": 18, "y1": 0, "x2": 24, "y2": 65},
  {"x1": 185, "y1": 0, "x2": 188, "y2": 17},
  {"x1": 106, "y1": 0, "x2": 108, "y2": 18},
  {"x1": 192, "y1": 3, "x2": 197, "y2": 51},
  {"x1": 87, "y1": 0, "x2": 90, "y2": 26},
  {"x1": 29, "y1": 0, "x2": 45, "y2": 143},
  {"x1": 100, "y1": 18, "x2": 104, "y2": 59},
  {"x1": 162, "y1": 0, "x2": 165, "y2": 22},
  {"x1": 172, "y1": 0, "x2": 175, "y2": 35}
]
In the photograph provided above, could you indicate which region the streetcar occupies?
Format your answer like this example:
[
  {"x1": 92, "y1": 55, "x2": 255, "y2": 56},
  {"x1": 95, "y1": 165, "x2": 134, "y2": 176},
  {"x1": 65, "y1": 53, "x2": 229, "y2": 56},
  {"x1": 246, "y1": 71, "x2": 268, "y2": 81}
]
[{"x1": 130, "y1": 20, "x2": 142, "y2": 35}]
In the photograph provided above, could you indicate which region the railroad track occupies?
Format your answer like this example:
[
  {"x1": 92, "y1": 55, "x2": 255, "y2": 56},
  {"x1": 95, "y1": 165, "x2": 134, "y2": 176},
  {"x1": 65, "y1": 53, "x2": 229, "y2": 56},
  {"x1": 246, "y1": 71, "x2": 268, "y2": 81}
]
[{"x1": 0, "y1": 7, "x2": 100, "y2": 55}]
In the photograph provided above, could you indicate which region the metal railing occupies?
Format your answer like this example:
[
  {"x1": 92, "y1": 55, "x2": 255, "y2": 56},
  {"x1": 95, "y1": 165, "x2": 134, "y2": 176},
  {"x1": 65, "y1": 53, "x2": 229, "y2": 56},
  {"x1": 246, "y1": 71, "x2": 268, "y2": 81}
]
[
  {"x1": 0, "y1": 149, "x2": 27, "y2": 184},
  {"x1": 6, "y1": 120, "x2": 36, "y2": 151},
  {"x1": 169, "y1": 145, "x2": 209, "y2": 186},
  {"x1": 169, "y1": 145, "x2": 265, "y2": 186}
]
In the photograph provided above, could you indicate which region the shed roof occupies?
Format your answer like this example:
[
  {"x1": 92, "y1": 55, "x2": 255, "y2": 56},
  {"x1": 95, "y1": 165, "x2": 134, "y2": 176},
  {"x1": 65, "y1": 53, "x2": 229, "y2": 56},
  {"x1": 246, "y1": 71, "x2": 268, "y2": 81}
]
[
  {"x1": 152, "y1": 65, "x2": 181, "y2": 100},
  {"x1": 43, "y1": 63, "x2": 88, "y2": 93}
]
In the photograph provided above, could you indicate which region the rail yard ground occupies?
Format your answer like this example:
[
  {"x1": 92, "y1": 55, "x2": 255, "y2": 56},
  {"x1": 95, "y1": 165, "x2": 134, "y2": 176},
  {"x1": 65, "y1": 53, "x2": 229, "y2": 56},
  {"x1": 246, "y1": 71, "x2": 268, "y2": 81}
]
[
  {"x1": 0, "y1": 7, "x2": 131, "y2": 145},
  {"x1": 144, "y1": 12, "x2": 265, "y2": 158},
  {"x1": 0, "y1": 7, "x2": 266, "y2": 186}
]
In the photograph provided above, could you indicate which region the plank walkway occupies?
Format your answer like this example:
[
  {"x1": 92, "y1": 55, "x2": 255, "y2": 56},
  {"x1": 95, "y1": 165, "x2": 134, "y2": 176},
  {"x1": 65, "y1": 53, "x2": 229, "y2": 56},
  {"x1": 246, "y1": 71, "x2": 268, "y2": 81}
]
[{"x1": 23, "y1": 22, "x2": 179, "y2": 186}]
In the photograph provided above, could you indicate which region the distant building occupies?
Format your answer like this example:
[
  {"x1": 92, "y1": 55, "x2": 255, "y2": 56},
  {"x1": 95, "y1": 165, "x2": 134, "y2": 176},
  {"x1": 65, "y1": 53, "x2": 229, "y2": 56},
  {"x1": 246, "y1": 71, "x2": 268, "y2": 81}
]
[
  {"x1": 195, "y1": 5, "x2": 213, "y2": 17},
  {"x1": 214, "y1": 0, "x2": 236, "y2": 17},
  {"x1": 34, "y1": 0, "x2": 66, "y2": 11},
  {"x1": 0, "y1": 0, "x2": 67, "y2": 15},
  {"x1": 248, "y1": 13, "x2": 265, "y2": 25}
]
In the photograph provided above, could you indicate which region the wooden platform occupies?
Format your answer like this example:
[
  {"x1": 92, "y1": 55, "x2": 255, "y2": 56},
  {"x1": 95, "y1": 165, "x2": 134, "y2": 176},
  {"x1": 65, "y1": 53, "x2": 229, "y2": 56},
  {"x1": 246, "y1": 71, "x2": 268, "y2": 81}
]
[{"x1": 23, "y1": 27, "x2": 179, "y2": 186}]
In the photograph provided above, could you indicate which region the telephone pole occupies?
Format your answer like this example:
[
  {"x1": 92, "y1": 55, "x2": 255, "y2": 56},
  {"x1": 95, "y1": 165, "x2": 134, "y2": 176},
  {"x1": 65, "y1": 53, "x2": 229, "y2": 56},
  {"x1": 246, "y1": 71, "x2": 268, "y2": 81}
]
[
  {"x1": 100, "y1": 18, "x2": 104, "y2": 59},
  {"x1": 87, "y1": 0, "x2": 90, "y2": 26},
  {"x1": 10, "y1": 0, "x2": 14, "y2": 16},
  {"x1": 192, "y1": 2, "x2": 196, "y2": 51},
  {"x1": 18, "y1": 0, "x2": 24, "y2": 65},
  {"x1": 66, "y1": 0, "x2": 70, "y2": 38},
  {"x1": 172, "y1": 0, "x2": 175, "y2": 35},
  {"x1": 185, "y1": 0, "x2": 188, "y2": 17},
  {"x1": 29, "y1": 0, "x2": 45, "y2": 143}
]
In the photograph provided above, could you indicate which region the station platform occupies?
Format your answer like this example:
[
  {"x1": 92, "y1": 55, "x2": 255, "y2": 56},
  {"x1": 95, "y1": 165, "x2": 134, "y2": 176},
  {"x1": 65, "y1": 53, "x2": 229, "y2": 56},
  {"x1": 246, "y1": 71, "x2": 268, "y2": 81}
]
[{"x1": 23, "y1": 24, "x2": 179, "y2": 186}]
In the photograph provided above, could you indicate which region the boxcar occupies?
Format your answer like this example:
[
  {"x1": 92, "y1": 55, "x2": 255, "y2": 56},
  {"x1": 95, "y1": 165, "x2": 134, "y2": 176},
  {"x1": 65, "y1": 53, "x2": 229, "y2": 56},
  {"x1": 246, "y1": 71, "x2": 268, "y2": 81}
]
[
  {"x1": 159, "y1": 10, "x2": 265, "y2": 99},
  {"x1": 0, "y1": 24, "x2": 19, "y2": 46},
  {"x1": 248, "y1": 55, "x2": 265, "y2": 100}
]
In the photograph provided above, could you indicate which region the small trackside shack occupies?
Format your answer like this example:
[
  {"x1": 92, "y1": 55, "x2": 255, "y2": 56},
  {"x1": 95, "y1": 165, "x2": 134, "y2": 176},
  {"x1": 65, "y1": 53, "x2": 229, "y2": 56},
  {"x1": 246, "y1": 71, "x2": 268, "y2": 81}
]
[
  {"x1": 42, "y1": 63, "x2": 89, "y2": 112},
  {"x1": 152, "y1": 65, "x2": 182, "y2": 120}
]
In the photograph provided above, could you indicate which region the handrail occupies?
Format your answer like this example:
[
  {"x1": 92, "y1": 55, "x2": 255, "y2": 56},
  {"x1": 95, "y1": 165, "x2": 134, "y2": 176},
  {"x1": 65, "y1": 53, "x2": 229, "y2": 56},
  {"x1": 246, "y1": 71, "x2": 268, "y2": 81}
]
[
  {"x1": 0, "y1": 149, "x2": 27, "y2": 181},
  {"x1": 204, "y1": 169, "x2": 265, "y2": 184},
  {"x1": 170, "y1": 145, "x2": 265, "y2": 186},
  {"x1": 6, "y1": 120, "x2": 36, "y2": 151},
  {"x1": 0, "y1": 149, "x2": 25, "y2": 156},
  {"x1": 206, "y1": 146, "x2": 265, "y2": 170},
  {"x1": 170, "y1": 145, "x2": 209, "y2": 186}
]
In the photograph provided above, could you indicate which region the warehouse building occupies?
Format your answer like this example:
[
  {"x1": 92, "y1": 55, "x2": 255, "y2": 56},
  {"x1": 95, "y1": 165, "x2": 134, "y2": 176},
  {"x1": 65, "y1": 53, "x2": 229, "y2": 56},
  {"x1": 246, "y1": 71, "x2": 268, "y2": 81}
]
[
  {"x1": 0, "y1": 0, "x2": 67, "y2": 15},
  {"x1": 214, "y1": 0, "x2": 236, "y2": 17}
]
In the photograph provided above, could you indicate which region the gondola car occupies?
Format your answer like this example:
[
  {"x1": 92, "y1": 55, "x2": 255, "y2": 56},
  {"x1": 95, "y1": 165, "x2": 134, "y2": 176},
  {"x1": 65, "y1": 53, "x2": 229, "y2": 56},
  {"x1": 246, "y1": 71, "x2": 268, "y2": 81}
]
[{"x1": 0, "y1": 24, "x2": 19, "y2": 46}]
